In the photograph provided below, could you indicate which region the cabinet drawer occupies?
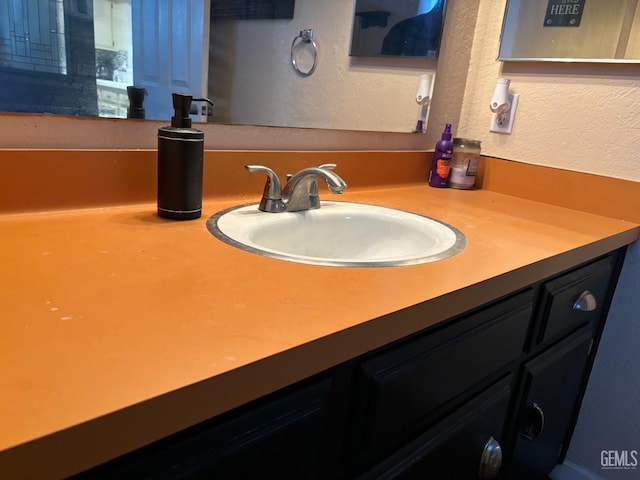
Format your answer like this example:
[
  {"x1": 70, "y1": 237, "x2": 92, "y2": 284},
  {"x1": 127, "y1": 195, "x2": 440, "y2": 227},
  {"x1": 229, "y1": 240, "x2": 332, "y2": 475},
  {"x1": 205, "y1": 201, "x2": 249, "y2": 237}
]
[
  {"x1": 537, "y1": 256, "x2": 615, "y2": 344},
  {"x1": 349, "y1": 289, "x2": 533, "y2": 459},
  {"x1": 359, "y1": 376, "x2": 512, "y2": 480}
]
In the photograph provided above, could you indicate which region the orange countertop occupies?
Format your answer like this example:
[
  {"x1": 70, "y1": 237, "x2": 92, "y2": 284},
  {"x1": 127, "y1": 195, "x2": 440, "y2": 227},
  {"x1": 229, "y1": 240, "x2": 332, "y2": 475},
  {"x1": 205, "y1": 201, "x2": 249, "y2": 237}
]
[{"x1": 1, "y1": 152, "x2": 639, "y2": 479}]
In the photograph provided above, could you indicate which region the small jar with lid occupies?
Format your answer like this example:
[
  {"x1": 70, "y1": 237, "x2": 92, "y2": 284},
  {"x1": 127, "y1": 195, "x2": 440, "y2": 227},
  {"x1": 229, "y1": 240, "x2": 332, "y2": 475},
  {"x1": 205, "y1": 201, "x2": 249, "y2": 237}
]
[{"x1": 449, "y1": 138, "x2": 482, "y2": 189}]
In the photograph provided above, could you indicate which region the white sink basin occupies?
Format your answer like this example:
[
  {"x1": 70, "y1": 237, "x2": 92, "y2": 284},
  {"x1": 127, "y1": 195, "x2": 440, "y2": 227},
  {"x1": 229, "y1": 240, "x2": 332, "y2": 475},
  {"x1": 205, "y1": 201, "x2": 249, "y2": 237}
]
[{"x1": 206, "y1": 201, "x2": 465, "y2": 267}]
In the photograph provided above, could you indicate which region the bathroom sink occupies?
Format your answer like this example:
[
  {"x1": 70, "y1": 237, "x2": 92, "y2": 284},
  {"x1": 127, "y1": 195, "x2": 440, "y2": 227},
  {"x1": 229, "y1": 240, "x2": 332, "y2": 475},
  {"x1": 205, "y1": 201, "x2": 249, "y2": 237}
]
[{"x1": 206, "y1": 201, "x2": 465, "y2": 267}]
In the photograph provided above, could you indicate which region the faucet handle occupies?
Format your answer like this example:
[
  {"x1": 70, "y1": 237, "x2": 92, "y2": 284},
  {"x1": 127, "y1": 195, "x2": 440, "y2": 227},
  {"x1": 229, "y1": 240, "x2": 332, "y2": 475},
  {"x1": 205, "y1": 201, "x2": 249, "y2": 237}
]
[
  {"x1": 245, "y1": 165, "x2": 286, "y2": 212},
  {"x1": 245, "y1": 165, "x2": 282, "y2": 198}
]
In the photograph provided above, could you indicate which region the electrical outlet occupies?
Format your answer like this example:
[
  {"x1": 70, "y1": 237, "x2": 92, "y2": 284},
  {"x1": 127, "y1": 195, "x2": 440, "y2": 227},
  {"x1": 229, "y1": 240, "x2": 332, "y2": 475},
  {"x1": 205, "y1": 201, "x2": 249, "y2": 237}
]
[{"x1": 490, "y1": 93, "x2": 519, "y2": 134}]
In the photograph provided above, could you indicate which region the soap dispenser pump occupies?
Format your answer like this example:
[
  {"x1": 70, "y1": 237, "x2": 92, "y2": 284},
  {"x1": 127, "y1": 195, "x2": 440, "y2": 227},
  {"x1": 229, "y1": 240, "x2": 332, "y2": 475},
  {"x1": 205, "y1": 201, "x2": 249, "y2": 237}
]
[{"x1": 157, "y1": 93, "x2": 209, "y2": 220}]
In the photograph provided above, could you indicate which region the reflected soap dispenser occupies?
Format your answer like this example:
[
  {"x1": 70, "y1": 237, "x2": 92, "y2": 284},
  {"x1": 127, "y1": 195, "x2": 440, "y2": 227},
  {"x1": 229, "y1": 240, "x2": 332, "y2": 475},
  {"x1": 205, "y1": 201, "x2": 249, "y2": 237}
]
[{"x1": 157, "y1": 93, "x2": 205, "y2": 220}]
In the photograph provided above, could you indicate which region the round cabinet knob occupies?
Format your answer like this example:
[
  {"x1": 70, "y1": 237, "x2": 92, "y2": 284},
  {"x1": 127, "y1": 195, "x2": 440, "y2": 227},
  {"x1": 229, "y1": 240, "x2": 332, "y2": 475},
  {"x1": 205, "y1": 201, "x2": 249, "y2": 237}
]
[
  {"x1": 478, "y1": 436, "x2": 502, "y2": 479},
  {"x1": 573, "y1": 290, "x2": 597, "y2": 312},
  {"x1": 522, "y1": 402, "x2": 545, "y2": 441}
]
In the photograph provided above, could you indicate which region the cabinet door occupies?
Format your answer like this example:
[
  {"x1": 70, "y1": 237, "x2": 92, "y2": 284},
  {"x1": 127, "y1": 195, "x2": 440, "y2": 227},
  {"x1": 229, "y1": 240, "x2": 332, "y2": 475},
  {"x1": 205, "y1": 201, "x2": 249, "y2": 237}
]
[
  {"x1": 359, "y1": 377, "x2": 512, "y2": 480},
  {"x1": 76, "y1": 379, "x2": 332, "y2": 479},
  {"x1": 350, "y1": 290, "x2": 532, "y2": 460},
  {"x1": 508, "y1": 330, "x2": 593, "y2": 479}
]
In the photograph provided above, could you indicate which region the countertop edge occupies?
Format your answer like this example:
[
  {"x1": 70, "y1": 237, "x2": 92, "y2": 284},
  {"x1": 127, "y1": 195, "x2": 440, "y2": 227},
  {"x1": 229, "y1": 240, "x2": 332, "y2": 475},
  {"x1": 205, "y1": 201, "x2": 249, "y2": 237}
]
[{"x1": 1, "y1": 228, "x2": 637, "y2": 479}]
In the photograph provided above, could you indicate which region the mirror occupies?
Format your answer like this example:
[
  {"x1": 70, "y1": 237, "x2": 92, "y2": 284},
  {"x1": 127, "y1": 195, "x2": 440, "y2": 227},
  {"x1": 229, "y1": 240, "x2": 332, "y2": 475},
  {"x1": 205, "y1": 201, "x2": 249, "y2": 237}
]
[
  {"x1": 0, "y1": 0, "x2": 443, "y2": 133},
  {"x1": 498, "y1": 0, "x2": 640, "y2": 62},
  {"x1": 349, "y1": 0, "x2": 445, "y2": 58},
  {"x1": 209, "y1": 0, "x2": 442, "y2": 133}
]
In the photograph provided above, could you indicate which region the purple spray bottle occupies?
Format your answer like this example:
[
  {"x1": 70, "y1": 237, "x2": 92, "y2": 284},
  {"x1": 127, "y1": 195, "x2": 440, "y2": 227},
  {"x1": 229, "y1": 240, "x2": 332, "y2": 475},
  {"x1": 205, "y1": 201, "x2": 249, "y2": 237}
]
[{"x1": 428, "y1": 123, "x2": 453, "y2": 188}]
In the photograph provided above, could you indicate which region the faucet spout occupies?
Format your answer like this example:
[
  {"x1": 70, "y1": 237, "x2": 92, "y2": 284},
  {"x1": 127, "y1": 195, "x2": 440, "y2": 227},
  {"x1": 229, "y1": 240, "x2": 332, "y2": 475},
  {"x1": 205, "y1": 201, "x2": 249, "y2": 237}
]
[
  {"x1": 245, "y1": 163, "x2": 347, "y2": 212},
  {"x1": 283, "y1": 167, "x2": 347, "y2": 212}
]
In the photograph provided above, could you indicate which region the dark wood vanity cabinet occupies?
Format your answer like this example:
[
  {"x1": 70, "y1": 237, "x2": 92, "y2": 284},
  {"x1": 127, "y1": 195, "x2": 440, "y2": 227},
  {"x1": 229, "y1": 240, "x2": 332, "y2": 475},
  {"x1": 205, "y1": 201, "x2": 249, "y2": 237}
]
[
  {"x1": 75, "y1": 378, "x2": 341, "y2": 479},
  {"x1": 507, "y1": 329, "x2": 593, "y2": 479},
  {"x1": 503, "y1": 253, "x2": 621, "y2": 479},
  {"x1": 346, "y1": 289, "x2": 534, "y2": 474},
  {"x1": 75, "y1": 249, "x2": 624, "y2": 480},
  {"x1": 357, "y1": 377, "x2": 514, "y2": 480},
  {"x1": 534, "y1": 256, "x2": 614, "y2": 345}
]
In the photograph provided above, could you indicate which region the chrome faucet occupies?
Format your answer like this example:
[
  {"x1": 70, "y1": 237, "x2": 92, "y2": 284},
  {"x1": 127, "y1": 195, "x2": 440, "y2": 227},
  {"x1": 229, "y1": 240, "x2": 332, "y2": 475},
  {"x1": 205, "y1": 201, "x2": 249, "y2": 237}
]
[{"x1": 245, "y1": 164, "x2": 347, "y2": 212}]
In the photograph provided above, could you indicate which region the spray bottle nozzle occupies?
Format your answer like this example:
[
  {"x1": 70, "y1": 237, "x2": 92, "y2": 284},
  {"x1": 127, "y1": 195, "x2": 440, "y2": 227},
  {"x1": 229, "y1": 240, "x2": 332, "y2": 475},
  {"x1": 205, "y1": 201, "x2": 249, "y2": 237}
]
[{"x1": 442, "y1": 123, "x2": 452, "y2": 140}]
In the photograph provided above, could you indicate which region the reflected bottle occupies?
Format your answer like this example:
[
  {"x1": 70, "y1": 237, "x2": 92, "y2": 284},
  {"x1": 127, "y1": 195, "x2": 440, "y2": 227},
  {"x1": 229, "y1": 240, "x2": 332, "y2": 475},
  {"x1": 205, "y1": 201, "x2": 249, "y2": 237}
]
[{"x1": 126, "y1": 86, "x2": 147, "y2": 119}]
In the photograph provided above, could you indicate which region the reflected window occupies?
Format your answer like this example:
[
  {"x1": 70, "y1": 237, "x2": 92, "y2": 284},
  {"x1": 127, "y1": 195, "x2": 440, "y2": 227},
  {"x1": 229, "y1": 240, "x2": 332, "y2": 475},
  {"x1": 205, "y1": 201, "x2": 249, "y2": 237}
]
[
  {"x1": 93, "y1": 0, "x2": 133, "y2": 118},
  {"x1": 0, "y1": 0, "x2": 68, "y2": 74},
  {"x1": 0, "y1": 0, "x2": 98, "y2": 116},
  {"x1": 0, "y1": 0, "x2": 208, "y2": 120}
]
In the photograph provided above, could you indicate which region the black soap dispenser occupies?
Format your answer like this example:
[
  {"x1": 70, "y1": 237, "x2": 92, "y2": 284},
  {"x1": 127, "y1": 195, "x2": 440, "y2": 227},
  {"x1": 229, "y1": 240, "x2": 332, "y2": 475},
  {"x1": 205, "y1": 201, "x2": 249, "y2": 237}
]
[
  {"x1": 126, "y1": 86, "x2": 147, "y2": 119},
  {"x1": 157, "y1": 93, "x2": 205, "y2": 220}
]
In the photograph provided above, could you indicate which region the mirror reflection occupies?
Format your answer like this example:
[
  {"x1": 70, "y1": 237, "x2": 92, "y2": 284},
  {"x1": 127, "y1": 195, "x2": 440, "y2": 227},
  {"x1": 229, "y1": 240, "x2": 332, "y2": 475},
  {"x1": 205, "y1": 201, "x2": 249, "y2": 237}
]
[
  {"x1": 0, "y1": 0, "x2": 442, "y2": 133},
  {"x1": 498, "y1": 0, "x2": 640, "y2": 62},
  {"x1": 0, "y1": 0, "x2": 101, "y2": 116},
  {"x1": 350, "y1": 0, "x2": 445, "y2": 58}
]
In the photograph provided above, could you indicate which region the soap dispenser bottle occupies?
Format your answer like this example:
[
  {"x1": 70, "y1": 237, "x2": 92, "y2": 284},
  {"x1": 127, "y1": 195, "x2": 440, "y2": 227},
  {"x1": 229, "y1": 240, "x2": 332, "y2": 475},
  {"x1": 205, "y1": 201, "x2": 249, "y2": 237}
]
[
  {"x1": 157, "y1": 93, "x2": 205, "y2": 220},
  {"x1": 126, "y1": 86, "x2": 147, "y2": 119},
  {"x1": 428, "y1": 123, "x2": 453, "y2": 188}
]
